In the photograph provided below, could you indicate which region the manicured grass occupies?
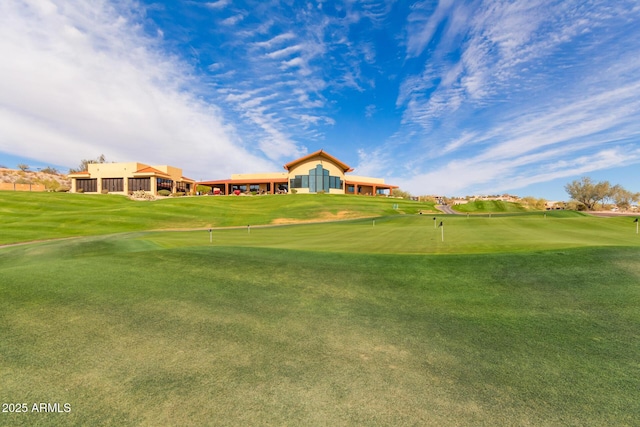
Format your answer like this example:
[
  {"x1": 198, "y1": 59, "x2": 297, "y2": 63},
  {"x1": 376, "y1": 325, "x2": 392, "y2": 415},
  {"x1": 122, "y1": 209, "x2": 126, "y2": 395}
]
[
  {"x1": 1, "y1": 194, "x2": 639, "y2": 425},
  {"x1": 0, "y1": 235, "x2": 638, "y2": 426},
  {"x1": 0, "y1": 191, "x2": 435, "y2": 245},
  {"x1": 139, "y1": 211, "x2": 640, "y2": 254},
  {"x1": 452, "y1": 199, "x2": 530, "y2": 213}
]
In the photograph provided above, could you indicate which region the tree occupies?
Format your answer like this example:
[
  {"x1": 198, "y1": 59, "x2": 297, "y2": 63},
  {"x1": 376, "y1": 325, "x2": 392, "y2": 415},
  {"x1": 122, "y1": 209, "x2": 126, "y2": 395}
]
[
  {"x1": 392, "y1": 188, "x2": 412, "y2": 199},
  {"x1": 69, "y1": 154, "x2": 107, "y2": 173},
  {"x1": 521, "y1": 196, "x2": 547, "y2": 210},
  {"x1": 611, "y1": 185, "x2": 640, "y2": 211},
  {"x1": 564, "y1": 177, "x2": 613, "y2": 211},
  {"x1": 41, "y1": 166, "x2": 60, "y2": 175},
  {"x1": 17, "y1": 163, "x2": 30, "y2": 171},
  {"x1": 196, "y1": 185, "x2": 212, "y2": 194}
]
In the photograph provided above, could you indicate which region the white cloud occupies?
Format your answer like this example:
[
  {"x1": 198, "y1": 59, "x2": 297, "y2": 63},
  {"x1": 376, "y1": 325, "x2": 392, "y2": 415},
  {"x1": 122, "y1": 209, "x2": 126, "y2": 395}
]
[
  {"x1": 253, "y1": 33, "x2": 297, "y2": 49},
  {"x1": 391, "y1": 0, "x2": 640, "y2": 198},
  {"x1": 221, "y1": 14, "x2": 245, "y2": 26},
  {"x1": 405, "y1": 0, "x2": 455, "y2": 58},
  {"x1": 265, "y1": 44, "x2": 303, "y2": 59},
  {"x1": 0, "y1": 0, "x2": 275, "y2": 178},
  {"x1": 204, "y1": 0, "x2": 230, "y2": 10}
]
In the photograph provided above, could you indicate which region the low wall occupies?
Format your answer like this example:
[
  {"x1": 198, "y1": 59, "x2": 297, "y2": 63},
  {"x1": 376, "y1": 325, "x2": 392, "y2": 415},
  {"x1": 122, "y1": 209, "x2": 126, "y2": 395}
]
[{"x1": 0, "y1": 183, "x2": 46, "y2": 192}]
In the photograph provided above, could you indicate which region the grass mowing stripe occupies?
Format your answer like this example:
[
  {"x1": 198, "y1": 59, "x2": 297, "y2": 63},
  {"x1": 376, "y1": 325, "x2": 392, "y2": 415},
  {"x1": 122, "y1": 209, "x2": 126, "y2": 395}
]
[
  {"x1": 1, "y1": 236, "x2": 639, "y2": 425},
  {"x1": 129, "y1": 213, "x2": 640, "y2": 254},
  {"x1": 0, "y1": 191, "x2": 436, "y2": 245}
]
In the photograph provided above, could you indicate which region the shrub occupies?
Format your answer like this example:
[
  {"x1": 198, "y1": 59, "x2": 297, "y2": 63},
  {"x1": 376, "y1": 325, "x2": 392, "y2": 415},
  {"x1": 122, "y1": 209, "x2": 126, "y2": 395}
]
[
  {"x1": 317, "y1": 190, "x2": 326, "y2": 194},
  {"x1": 41, "y1": 166, "x2": 60, "y2": 174},
  {"x1": 101, "y1": 189, "x2": 109, "y2": 194},
  {"x1": 196, "y1": 185, "x2": 212, "y2": 194},
  {"x1": 76, "y1": 188, "x2": 84, "y2": 193},
  {"x1": 130, "y1": 190, "x2": 154, "y2": 200},
  {"x1": 38, "y1": 179, "x2": 61, "y2": 191},
  {"x1": 171, "y1": 192, "x2": 185, "y2": 197},
  {"x1": 291, "y1": 189, "x2": 297, "y2": 194},
  {"x1": 158, "y1": 189, "x2": 171, "y2": 197},
  {"x1": 56, "y1": 187, "x2": 70, "y2": 192}
]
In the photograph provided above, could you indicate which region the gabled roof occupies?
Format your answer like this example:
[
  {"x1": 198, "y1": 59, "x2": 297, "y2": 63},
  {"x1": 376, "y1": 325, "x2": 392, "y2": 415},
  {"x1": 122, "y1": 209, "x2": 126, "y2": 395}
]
[
  {"x1": 283, "y1": 149, "x2": 353, "y2": 173},
  {"x1": 133, "y1": 166, "x2": 171, "y2": 178}
]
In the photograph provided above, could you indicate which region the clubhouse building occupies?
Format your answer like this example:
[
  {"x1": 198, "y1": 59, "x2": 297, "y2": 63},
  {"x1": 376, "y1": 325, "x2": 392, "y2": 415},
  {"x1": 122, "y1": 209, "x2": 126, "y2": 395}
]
[
  {"x1": 198, "y1": 150, "x2": 397, "y2": 196},
  {"x1": 68, "y1": 162, "x2": 195, "y2": 195}
]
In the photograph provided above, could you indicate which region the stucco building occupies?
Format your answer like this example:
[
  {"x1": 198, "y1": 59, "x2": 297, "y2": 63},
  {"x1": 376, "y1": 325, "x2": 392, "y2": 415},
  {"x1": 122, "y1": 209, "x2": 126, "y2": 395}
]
[
  {"x1": 198, "y1": 150, "x2": 397, "y2": 196},
  {"x1": 68, "y1": 162, "x2": 195, "y2": 195}
]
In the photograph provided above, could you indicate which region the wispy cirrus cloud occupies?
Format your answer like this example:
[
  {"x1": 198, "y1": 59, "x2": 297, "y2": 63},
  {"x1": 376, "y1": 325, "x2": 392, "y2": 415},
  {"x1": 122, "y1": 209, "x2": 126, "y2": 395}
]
[
  {"x1": 0, "y1": 0, "x2": 274, "y2": 178},
  {"x1": 199, "y1": 1, "x2": 397, "y2": 161},
  {"x1": 204, "y1": 0, "x2": 230, "y2": 10},
  {"x1": 392, "y1": 0, "x2": 640, "y2": 196},
  {"x1": 2, "y1": 0, "x2": 637, "y2": 199}
]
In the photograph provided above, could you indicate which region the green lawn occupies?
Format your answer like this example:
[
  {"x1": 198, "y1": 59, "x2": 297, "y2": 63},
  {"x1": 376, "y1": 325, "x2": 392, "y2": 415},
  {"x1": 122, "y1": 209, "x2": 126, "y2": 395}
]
[
  {"x1": 452, "y1": 199, "x2": 530, "y2": 213},
  {"x1": 0, "y1": 191, "x2": 435, "y2": 245},
  {"x1": 1, "y1": 194, "x2": 639, "y2": 425}
]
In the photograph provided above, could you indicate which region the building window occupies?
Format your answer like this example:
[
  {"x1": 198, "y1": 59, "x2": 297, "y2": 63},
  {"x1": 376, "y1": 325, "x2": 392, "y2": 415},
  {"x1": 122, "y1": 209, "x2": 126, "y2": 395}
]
[
  {"x1": 76, "y1": 179, "x2": 97, "y2": 193},
  {"x1": 329, "y1": 176, "x2": 342, "y2": 189},
  {"x1": 290, "y1": 165, "x2": 343, "y2": 192},
  {"x1": 102, "y1": 178, "x2": 123, "y2": 192},
  {"x1": 176, "y1": 181, "x2": 191, "y2": 193},
  {"x1": 157, "y1": 178, "x2": 173, "y2": 191},
  {"x1": 129, "y1": 178, "x2": 150, "y2": 192},
  {"x1": 290, "y1": 177, "x2": 302, "y2": 188}
]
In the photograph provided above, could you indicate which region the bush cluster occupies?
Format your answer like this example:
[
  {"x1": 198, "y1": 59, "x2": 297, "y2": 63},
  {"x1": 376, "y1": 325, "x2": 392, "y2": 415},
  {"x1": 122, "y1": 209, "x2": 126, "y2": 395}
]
[
  {"x1": 158, "y1": 189, "x2": 171, "y2": 197},
  {"x1": 130, "y1": 190, "x2": 155, "y2": 200},
  {"x1": 196, "y1": 185, "x2": 212, "y2": 194}
]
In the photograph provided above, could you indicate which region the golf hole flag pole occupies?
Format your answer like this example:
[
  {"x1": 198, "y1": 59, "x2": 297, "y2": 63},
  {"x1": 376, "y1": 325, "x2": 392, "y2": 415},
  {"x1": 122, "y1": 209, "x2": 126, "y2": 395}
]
[
  {"x1": 433, "y1": 217, "x2": 437, "y2": 229},
  {"x1": 635, "y1": 218, "x2": 638, "y2": 235},
  {"x1": 209, "y1": 228, "x2": 212, "y2": 243},
  {"x1": 439, "y1": 221, "x2": 444, "y2": 242}
]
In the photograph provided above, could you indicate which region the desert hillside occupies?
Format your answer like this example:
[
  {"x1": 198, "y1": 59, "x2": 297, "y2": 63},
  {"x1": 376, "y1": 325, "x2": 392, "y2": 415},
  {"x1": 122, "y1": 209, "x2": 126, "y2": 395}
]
[{"x1": 0, "y1": 167, "x2": 71, "y2": 191}]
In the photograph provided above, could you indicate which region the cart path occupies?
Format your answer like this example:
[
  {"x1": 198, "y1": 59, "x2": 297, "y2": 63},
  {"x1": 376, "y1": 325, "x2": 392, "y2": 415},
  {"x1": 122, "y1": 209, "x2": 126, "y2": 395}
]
[{"x1": 435, "y1": 204, "x2": 459, "y2": 214}]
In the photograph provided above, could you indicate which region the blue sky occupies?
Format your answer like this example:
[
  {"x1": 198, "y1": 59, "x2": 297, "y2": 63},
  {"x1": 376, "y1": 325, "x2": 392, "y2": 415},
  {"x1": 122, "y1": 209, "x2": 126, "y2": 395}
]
[{"x1": 2, "y1": 0, "x2": 639, "y2": 200}]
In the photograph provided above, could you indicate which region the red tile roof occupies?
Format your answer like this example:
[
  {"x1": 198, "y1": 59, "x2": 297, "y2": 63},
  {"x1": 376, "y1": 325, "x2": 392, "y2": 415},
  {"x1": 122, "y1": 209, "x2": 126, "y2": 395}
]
[
  {"x1": 283, "y1": 149, "x2": 353, "y2": 172},
  {"x1": 133, "y1": 166, "x2": 171, "y2": 178}
]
